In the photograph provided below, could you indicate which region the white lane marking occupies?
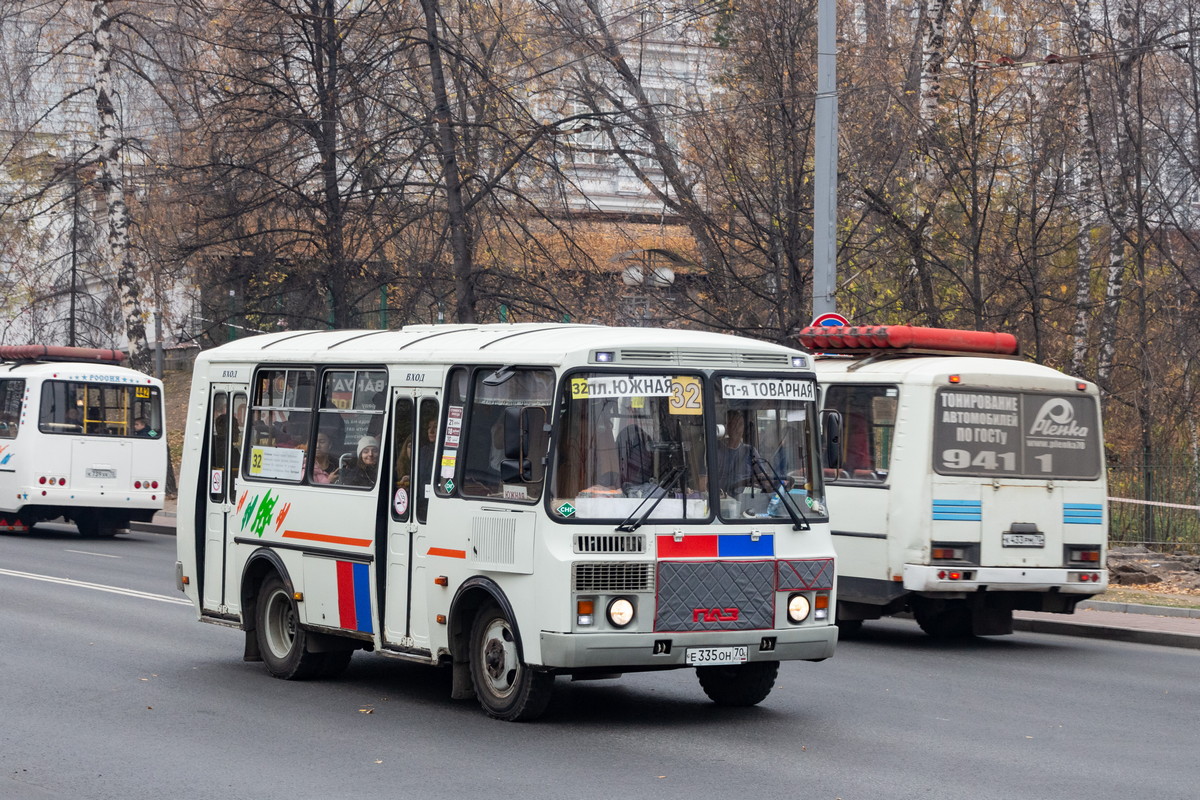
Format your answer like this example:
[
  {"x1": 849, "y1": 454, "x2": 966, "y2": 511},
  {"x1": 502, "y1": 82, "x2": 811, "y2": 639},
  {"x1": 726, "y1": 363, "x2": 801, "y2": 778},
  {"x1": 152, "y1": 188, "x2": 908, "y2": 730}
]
[
  {"x1": 0, "y1": 567, "x2": 191, "y2": 605},
  {"x1": 64, "y1": 549, "x2": 122, "y2": 559}
]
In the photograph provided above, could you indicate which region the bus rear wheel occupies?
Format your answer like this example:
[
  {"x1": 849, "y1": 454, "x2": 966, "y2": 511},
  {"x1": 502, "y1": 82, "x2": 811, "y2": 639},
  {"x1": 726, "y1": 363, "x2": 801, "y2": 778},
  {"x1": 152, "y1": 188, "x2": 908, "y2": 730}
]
[
  {"x1": 75, "y1": 513, "x2": 122, "y2": 538},
  {"x1": 256, "y1": 574, "x2": 325, "y2": 680},
  {"x1": 696, "y1": 660, "x2": 779, "y2": 707},
  {"x1": 469, "y1": 605, "x2": 553, "y2": 721},
  {"x1": 912, "y1": 599, "x2": 974, "y2": 639}
]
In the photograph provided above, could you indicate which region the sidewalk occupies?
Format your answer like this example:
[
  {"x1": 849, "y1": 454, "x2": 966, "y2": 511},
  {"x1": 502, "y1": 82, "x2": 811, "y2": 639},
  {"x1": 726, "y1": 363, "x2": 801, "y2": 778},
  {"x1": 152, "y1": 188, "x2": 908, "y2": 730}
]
[
  {"x1": 131, "y1": 502, "x2": 1200, "y2": 650},
  {"x1": 1014, "y1": 600, "x2": 1200, "y2": 650},
  {"x1": 129, "y1": 496, "x2": 177, "y2": 536}
]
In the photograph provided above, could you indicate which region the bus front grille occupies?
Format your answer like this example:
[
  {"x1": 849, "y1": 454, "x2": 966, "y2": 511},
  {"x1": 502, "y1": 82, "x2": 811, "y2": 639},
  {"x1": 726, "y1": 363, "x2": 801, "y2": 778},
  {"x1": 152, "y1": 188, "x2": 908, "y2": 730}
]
[
  {"x1": 572, "y1": 562, "x2": 654, "y2": 593},
  {"x1": 573, "y1": 533, "x2": 646, "y2": 554}
]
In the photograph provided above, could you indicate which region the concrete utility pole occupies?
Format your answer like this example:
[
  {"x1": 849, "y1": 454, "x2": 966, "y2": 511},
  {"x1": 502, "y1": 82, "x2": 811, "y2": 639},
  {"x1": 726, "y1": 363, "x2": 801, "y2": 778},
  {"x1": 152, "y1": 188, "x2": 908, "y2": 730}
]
[{"x1": 812, "y1": 0, "x2": 838, "y2": 319}]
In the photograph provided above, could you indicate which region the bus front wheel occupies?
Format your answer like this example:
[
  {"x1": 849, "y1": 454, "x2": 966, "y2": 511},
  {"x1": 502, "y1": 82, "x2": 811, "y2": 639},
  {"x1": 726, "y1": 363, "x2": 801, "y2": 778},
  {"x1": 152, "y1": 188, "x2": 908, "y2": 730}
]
[
  {"x1": 256, "y1": 574, "x2": 325, "y2": 680},
  {"x1": 696, "y1": 660, "x2": 779, "y2": 707},
  {"x1": 468, "y1": 605, "x2": 553, "y2": 721}
]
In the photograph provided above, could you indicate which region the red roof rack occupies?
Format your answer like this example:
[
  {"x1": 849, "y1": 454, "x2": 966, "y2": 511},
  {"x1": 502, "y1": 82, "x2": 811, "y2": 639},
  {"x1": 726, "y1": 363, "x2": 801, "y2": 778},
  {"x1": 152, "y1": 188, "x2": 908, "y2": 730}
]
[
  {"x1": 0, "y1": 345, "x2": 126, "y2": 364},
  {"x1": 797, "y1": 325, "x2": 1019, "y2": 356}
]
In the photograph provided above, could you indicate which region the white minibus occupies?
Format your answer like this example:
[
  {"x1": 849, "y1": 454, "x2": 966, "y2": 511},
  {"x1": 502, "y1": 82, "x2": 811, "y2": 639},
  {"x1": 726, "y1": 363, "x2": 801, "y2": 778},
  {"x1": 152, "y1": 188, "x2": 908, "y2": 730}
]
[
  {"x1": 800, "y1": 325, "x2": 1108, "y2": 637},
  {"x1": 176, "y1": 324, "x2": 838, "y2": 719},
  {"x1": 0, "y1": 345, "x2": 166, "y2": 536}
]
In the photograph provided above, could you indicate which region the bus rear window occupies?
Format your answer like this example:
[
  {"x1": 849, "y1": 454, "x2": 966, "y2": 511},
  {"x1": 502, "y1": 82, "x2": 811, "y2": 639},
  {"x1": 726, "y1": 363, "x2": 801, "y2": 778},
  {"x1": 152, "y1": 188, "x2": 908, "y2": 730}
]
[
  {"x1": 932, "y1": 389, "x2": 1101, "y2": 479},
  {"x1": 38, "y1": 380, "x2": 162, "y2": 437}
]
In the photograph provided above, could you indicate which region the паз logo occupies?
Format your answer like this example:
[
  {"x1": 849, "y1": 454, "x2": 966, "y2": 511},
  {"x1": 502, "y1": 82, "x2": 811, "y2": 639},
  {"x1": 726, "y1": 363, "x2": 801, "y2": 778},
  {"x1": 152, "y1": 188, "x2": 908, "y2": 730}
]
[
  {"x1": 1029, "y1": 398, "x2": 1088, "y2": 438},
  {"x1": 693, "y1": 607, "x2": 740, "y2": 623}
]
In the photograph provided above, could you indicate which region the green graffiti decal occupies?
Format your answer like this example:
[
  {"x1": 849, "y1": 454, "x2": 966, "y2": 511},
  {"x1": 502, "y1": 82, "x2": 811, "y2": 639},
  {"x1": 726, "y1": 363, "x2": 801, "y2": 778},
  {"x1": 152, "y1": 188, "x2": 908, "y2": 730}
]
[{"x1": 241, "y1": 489, "x2": 280, "y2": 537}]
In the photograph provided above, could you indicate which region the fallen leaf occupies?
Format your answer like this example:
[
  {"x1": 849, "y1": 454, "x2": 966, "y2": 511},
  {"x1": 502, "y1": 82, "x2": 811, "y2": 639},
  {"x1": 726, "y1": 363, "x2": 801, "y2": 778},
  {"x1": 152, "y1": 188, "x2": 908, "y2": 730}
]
[{"x1": 359, "y1": 707, "x2": 375, "y2": 714}]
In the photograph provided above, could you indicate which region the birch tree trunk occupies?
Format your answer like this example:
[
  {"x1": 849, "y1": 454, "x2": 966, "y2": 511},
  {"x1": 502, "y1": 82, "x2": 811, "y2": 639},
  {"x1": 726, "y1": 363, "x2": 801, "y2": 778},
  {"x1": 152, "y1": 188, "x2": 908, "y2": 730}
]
[
  {"x1": 1095, "y1": 0, "x2": 1138, "y2": 389},
  {"x1": 1069, "y1": 0, "x2": 1097, "y2": 377},
  {"x1": 911, "y1": 0, "x2": 950, "y2": 326},
  {"x1": 91, "y1": 0, "x2": 149, "y2": 368}
]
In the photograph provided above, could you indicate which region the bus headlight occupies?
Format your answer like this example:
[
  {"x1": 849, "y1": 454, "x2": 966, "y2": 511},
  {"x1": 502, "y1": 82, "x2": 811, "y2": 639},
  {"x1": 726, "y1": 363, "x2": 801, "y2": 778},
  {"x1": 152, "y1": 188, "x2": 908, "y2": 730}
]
[
  {"x1": 787, "y1": 593, "x2": 811, "y2": 623},
  {"x1": 607, "y1": 598, "x2": 635, "y2": 628}
]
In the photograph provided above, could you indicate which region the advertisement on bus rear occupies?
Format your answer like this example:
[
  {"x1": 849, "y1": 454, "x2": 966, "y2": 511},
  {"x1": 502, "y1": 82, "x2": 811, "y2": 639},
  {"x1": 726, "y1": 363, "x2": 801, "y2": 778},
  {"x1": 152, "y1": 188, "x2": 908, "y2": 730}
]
[{"x1": 932, "y1": 389, "x2": 1101, "y2": 479}]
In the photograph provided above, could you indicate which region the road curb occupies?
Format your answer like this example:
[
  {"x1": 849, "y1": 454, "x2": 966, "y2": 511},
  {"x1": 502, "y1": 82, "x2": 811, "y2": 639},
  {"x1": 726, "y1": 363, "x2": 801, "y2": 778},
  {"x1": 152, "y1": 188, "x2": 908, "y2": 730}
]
[
  {"x1": 1013, "y1": 615, "x2": 1200, "y2": 649},
  {"x1": 1079, "y1": 599, "x2": 1200, "y2": 619},
  {"x1": 130, "y1": 519, "x2": 176, "y2": 536}
]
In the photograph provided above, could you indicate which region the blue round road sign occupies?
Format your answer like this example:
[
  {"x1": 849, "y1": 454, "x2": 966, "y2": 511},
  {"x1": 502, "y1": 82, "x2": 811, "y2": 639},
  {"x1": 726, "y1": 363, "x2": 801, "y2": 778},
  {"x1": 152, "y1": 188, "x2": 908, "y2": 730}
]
[{"x1": 811, "y1": 313, "x2": 850, "y2": 328}]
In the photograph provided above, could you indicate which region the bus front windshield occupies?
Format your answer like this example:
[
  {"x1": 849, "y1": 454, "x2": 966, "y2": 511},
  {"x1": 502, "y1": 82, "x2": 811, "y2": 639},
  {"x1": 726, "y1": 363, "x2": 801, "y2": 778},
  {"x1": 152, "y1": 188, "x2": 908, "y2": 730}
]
[
  {"x1": 551, "y1": 372, "x2": 826, "y2": 523},
  {"x1": 552, "y1": 373, "x2": 709, "y2": 522},
  {"x1": 713, "y1": 376, "x2": 825, "y2": 522}
]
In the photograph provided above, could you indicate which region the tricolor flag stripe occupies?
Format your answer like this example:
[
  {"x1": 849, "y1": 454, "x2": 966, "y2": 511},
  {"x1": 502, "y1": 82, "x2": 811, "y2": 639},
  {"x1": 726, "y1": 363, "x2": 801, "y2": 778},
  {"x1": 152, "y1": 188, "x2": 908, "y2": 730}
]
[{"x1": 336, "y1": 561, "x2": 358, "y2": 630}]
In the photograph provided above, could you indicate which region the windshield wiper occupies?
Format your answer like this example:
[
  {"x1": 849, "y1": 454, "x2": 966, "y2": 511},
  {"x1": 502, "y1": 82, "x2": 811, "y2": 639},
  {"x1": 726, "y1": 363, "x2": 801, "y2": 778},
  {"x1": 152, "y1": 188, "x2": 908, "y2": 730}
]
[
  {"x1": 751, "y1": 457, "x2": 810, "y2": 531},
  {"x1": 615, "y1": 465, "x2": 685, "y2": 532}
]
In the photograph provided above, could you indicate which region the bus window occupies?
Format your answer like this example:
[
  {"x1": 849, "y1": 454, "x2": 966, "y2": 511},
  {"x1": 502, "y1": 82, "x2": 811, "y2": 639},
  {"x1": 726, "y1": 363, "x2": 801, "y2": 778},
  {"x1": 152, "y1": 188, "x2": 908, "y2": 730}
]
[
  {"x1": 390, "y1": 398, "x2": 415, "y2": 520},
  {"x1": 210, "y1": 392, "x2": 229, "y2": 502},
  {"x1": 391, "y1": 398, "x2": 439, "y2": 521},
  {"x1": 38, "y1": 380, "x2": 163, "y2": 438},
  {"x1": 415, "y1": 399, "x2": 438, "y2": 521},
  {"x1": 317, "y1": 368, "x2": 386, "y2": 488},
  {"x1": 460, "y1": 367, "x2": 553, "y2": 501},
  {"x1": 244, "y1": 368, "x2": 315, "y2": 482},
  {"x1": 822, "y1": 385, "x2": 896, "y2": 482},
  {"x1": 229, "y1": 392, "x2": 246, "y2": 502},
  {"x1": 436, "y1": 368, "x2": 469, "y2": 497},
  {"x1": 0, "y1": 379, "x2": 24, "y2": 438}
]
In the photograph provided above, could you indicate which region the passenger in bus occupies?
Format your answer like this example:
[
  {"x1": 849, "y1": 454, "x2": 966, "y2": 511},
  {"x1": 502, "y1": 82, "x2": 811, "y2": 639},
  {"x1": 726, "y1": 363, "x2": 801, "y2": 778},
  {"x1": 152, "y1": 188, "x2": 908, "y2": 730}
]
[
  {"x1": 64, "y1": 407, "x2": 83, "y2": 431},
  {"x1": 716, "y1": 412, "x2": 762, "y2": 495},
  {"x1": 310, "y1": 432, "x2": 338, "y2": 484},
  {"x1": 132, "y1": 417, "x2": 151, "y2": 436},
  {"x1": 843, "y1": 395, "x2": 874, "y2": 475},
  {"x1": 616, "y1": 422, "x2": 654, "y2": 490},
  {"x1": 335, "y1": 436, "x2": 380, "y2": 487}
]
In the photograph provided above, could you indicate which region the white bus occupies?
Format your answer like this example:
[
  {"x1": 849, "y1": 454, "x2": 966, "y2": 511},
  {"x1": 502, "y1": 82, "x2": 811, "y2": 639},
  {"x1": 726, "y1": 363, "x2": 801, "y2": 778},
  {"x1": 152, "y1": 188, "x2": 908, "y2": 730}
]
[
  {"x1": 0, "y1": 345, "x2": 166, "y2": 537},
  {"x1": 799, "y1": 325, "x2": 1108, "y2": 638},
  {"x1": 175, "y1": 324, "x2": 837, "y2": 720}
]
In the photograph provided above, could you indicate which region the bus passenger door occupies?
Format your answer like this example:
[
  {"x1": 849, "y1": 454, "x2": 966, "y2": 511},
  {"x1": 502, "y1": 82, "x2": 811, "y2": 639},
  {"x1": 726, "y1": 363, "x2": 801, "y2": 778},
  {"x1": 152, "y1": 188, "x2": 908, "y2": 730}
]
[
  {"x1": 382, "y1": 394, "x2": 438, "y2": 649},
  {"x1": 203, "y1": 385, "x2": 246, "y2": 612}
]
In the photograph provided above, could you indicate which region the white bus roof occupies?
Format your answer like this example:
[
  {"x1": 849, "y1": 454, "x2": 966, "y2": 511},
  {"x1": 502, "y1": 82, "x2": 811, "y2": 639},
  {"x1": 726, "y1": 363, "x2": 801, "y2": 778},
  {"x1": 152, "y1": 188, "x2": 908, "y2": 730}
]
[
  {"x1": 0, "y1": 360, "x2": 161, "y2": 384},
  {"x1": 195, "y1": 324, "x2": 808, "y2": 369},
  {"x1": 812, "y1": 354, "x2": 1096, "y2": 392}
]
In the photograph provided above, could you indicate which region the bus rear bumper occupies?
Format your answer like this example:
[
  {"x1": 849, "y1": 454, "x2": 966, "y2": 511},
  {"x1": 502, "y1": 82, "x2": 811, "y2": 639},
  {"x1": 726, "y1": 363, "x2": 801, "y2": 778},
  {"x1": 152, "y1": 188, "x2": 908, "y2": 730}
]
[
  {"x1": 903, "y1": 564, "x2": 1108, "y2": 593},
  {"x1": 537, "y1": 625, "x2": 837, "y2": 670}
]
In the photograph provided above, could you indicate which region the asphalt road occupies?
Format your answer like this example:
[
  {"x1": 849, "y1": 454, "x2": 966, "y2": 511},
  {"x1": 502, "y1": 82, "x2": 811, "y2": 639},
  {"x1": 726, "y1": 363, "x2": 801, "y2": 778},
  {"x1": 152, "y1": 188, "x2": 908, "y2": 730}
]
[{"x1": 2, "y1": 526, "x2": 1197, "y2": 800}]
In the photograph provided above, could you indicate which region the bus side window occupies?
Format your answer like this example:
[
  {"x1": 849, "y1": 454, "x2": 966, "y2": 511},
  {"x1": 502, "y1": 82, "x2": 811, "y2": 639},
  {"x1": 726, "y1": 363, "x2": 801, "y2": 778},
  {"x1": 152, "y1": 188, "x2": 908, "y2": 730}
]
[
  {"x1": 318, "y1": 368, "x2": 387, "y2": 489},
  {"x1": 823, "y1": 385, "x2": 897, "y2": 483},
  {"x1": 0, "y1": 379, "x2": 24, "y2": 438},
  {"x1": 436, "y1": 368, "x2": 469, "y2": 497},
  {"x1": 461, "y1": 367, "x2": 554, "y2": 501}
]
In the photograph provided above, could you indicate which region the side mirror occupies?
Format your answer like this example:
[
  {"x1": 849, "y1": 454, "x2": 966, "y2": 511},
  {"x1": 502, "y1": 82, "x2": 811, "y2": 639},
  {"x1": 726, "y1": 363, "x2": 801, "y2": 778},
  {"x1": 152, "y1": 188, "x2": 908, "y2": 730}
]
[{"x1": 821, "y1": 409, "x2": 843, "y2": 472}]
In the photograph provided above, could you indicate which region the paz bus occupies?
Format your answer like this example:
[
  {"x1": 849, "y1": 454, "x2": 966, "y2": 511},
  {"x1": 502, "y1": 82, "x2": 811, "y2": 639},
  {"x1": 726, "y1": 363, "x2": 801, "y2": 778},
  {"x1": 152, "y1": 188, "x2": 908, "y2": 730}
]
[
  {"x1": 175, "y1": 324, "x2": 837, "y2": 720},
  {"x1": 798, "y1": 325, "x2": 1108, "y2": 638},
  {"x1": 0, "y1": 345, "x2": 166, "y2": 537}
]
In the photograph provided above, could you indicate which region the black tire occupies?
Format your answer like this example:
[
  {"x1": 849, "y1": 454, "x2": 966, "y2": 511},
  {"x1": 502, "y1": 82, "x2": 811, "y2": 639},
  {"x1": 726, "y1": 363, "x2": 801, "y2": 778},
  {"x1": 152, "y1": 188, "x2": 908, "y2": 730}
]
[
  {"x1": 317, "y1": 649, "x2": 353, "y2": 679},
  {"x1": 912, "y1": 600, "x2": 974, "y2": 639},
  {"x1": 836, "y1": 618, "x2": 864, "y2": 637},
  {"x1": 74, "y1": 515, "x2": 101, "y2": 538},
  {"x1": 469, "y1": 604, "x2": 554, "y2": 721},
  {"x1": 696, "y1": 660, "x2": 779, "y2": 707},
  {"x1": 255, "y1": 574, "x2": 324, "y2": 680},
  {"x1": 74, "y1": 513, "x2": 123, "y2": 538}
]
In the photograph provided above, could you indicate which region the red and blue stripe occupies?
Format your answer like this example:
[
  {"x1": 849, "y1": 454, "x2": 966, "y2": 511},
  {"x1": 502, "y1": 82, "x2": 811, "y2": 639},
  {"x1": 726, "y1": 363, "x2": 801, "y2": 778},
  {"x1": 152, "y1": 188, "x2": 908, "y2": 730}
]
[
  {"x1": 657, "y1": 534, "x2": 774, "y2": 558},
  {"x1": 336, "y1": 561, "x2": 373, "y2": 634}
]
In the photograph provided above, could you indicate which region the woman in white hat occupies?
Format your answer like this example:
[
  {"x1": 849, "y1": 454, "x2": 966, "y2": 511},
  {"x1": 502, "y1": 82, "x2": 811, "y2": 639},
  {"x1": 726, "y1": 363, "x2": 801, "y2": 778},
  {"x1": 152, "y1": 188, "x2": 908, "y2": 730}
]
[{"x1": 336, "y1": 435, "x2": 381, "y2": 487}]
